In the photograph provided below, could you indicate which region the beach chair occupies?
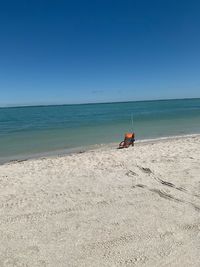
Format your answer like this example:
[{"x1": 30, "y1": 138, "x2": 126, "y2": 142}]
[{"x1": 119, "y1": 133, "x2": 135, "y2": 148}]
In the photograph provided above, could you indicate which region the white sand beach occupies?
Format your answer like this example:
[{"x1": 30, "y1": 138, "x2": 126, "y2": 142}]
[{"x1": 0, "y1": 135, "x2": 200, "y2": 267}]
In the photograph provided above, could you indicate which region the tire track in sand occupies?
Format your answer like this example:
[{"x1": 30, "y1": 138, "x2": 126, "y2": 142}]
[{"x1": 0, "y1": 199, "x2": 115, "y2": 225}]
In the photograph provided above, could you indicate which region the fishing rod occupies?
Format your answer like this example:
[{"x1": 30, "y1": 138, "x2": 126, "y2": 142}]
[{"x1": 131, "y1": 113, "x2": 134, "y2": 130}]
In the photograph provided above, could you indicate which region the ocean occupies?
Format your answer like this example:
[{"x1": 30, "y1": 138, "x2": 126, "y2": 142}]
[{"x1": 0, "y1": 98, "x2": 200, "y2": 163}]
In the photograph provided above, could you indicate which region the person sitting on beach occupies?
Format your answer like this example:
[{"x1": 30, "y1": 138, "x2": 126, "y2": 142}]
[{"x1": 119, "y1": 132, "x2": 135, "y2": 148}]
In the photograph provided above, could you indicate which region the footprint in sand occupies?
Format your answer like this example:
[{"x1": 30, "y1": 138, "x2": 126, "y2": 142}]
[
  {"x1": 137, "y1": 166, "x2": 152, "y2": 174},
  {"x1": 126, "y1": 170, "x2": 138, "y2": 177}
]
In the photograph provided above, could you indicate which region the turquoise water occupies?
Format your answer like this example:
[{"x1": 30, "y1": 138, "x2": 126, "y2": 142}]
[{"x1": 0, "y1": 98, "x2": 200, "y2": 162}]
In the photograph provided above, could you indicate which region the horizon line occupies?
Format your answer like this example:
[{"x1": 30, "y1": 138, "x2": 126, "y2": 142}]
[{"x1": 0, "y1": 97, "x2": 199, "y2": 109}]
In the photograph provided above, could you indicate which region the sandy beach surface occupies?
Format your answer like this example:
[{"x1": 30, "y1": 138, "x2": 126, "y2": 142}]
[{"x1": 0, "y1": 135, "x2": 200, "y2": 267}]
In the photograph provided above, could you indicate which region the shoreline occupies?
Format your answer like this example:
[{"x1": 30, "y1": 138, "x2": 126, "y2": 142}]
[{"x1": 1, "y1": 132, "x2": 200, "y2": 166}]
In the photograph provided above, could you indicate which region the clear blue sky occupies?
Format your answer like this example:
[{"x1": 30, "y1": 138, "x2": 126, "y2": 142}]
[{"x1": 0, "y1": 0, "x2": 200, "y2": 106}]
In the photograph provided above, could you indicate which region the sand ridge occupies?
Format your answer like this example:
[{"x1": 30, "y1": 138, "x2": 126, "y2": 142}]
[{"x1": 0, "y1": 135, "x2": 200, "y2": 266}]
